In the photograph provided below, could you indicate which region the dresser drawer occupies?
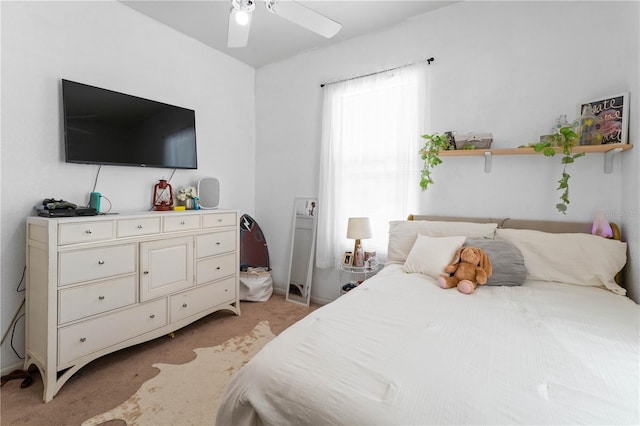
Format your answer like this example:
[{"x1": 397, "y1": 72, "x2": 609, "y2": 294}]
[
  {"x1": 58, "y1": 275, "x2": 137, "y2": 324},
  {"x1": 202, "y1": 212, "x2": 236, "y2": 229},
  {"x1": 196, "y1": 253, "x2": 236, "y2": 285},
  {"x1": 58, "y1": 298, "x2": 167, "y2": 366},
  {"x1": 196, "y1": 230, "x2": 236, "y2": 259},
  {"x1": 58, "y1": 221, "x2": 114, "y2": 245},
  {"x1": 58, "y1": 244, "x2": 136, "y2": 286},
  {"x1": 117, "y1": 217, "x2": 161, "y2": 238},
  {"x1": 170, "y1": 277, "x2": 236, "y2": 323},
  {"x1": 163, "y1": 215, "x2": 200, "y2": 232}
]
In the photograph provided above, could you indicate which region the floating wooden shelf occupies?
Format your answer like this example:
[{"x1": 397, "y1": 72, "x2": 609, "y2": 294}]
[
  {"x1": 439, "y1": 143, "x2": 632, "y2": 157},
  {"x1": 439, "y1": 143, "x2": 633, "y2": 173}
]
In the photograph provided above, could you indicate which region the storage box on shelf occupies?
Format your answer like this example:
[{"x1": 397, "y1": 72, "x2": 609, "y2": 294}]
[
  {"x1": 453, "y1": 133, "x2": 493, "y2": 150},
  {"x1": 25, "y1": 209, "x2": 240, "y2": 402}
]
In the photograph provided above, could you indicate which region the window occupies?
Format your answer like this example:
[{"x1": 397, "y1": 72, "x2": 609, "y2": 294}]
[{"x1": 316, "y1": 64, "x2": 427, "y2": 268}]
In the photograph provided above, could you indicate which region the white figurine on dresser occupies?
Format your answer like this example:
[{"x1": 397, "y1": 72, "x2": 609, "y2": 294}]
[{"x1": 24, "y1": 209, "x2": 240, "y2": 402}]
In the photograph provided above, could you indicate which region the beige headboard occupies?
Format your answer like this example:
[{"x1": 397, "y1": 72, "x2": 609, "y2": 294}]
[
  {"x1": 407, "y1": 214, "x2": 621, "y2": 240},
  {"x1": 407, "y1": 214, "x2": 623, "y2": 285}
]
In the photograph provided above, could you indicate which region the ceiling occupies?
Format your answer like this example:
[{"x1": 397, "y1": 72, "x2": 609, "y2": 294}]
[{"x1": 121, "y1": 1, "x2": 458, "y2": 68}]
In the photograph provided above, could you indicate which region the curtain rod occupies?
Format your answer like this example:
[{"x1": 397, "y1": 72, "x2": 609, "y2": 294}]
[{"x1": 320, "y1": 57, "x2": 434, "y2": 88}]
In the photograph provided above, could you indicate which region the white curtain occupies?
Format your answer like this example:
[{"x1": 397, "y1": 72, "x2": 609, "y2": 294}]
[{"x1": 316, "y1": 64, "x2": 427, "y2": 268}]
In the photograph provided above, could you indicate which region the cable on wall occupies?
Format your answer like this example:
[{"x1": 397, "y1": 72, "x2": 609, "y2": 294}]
[
  {"x1": 1, "y1": 266, "x2": 27, "y2": 359},
  {"x1": 87, "y1": 164, "x2": 103, "y2": 209},
  {"x1": 320, "y1": 57, "x2": 435, "y2": 88},
  {"x1": 91, "y1": 164, "x2": 102, "y2": 193}
]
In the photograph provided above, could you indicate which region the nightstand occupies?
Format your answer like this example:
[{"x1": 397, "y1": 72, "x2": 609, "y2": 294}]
[{"x1": 339, "y1": 263, "x2": 381, "y2": 294}]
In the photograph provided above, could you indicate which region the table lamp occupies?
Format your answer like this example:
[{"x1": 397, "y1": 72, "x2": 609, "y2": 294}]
[{"x1": 347, "y1": 217, "x2": 372, "y2": 266}]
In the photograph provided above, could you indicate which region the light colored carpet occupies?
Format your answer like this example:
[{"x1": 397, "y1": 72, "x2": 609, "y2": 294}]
[{"x1": 81, "y1": 321, "x2": 275, "y2": 426}]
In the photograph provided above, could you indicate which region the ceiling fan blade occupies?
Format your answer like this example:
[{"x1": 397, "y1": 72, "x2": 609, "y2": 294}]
[
  {"x1": 227, "y1": 8, "x2": 252, "y2": 48},
  {"x1": 266, "y1": 0, "x2": 341, "y2": 39}
]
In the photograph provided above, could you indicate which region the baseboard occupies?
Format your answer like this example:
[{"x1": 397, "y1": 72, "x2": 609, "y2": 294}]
[
  {"x1": 310, "y1": 295, "x2": 331, "y2": 305},
  {"x1": 272, "y1": 287, "x2": 331, "y2": 306},
  {"x1": 1, "y1": 361, "x2": 25, "y2": 377}
]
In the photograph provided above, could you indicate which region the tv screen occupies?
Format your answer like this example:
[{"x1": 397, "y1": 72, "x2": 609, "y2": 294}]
[{"x1": 62, "y1": 79, "x2": 197, "y2": 169}]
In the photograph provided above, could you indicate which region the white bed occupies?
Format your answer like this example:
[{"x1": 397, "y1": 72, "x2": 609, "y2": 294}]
[{"x1": 217, "y1": 217, "x2": 639, "y2": 425}]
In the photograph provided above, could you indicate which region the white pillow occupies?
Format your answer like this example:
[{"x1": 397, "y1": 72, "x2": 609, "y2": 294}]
[
  {"x1": 387, "y1": 220, "x2": 498, "y2": 265},
  {"x1": 403, "y1": 234, "x2": 466, "y2": 278},
  {"x1": 495, "y1": 228, "x2": 627, "y2": 295}
]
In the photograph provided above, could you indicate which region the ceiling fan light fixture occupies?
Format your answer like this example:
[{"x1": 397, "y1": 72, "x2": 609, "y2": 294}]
[
  {"x1": 228, "y1": 0, "x2": 341, "y2": 49},
  {"x1": 231, "y1": 0, "x2": 255, "y2": 26},
  {"x1": 235, "y1": 9, "x2": 251, "y2": 26}
]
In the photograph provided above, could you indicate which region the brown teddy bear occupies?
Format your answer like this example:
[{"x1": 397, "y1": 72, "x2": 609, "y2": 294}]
[{"x1": 437, "y1": 246, "x2": 492, "y2": 294}]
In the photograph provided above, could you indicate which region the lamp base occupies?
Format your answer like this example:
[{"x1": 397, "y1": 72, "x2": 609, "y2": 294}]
[{"x1": 353, "y1": 239, "x2": 364, "y2": 267}]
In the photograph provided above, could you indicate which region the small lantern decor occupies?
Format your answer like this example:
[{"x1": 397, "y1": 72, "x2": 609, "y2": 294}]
[{"x1": 153, "y1": 179, "x2": 174, "y2": 211}]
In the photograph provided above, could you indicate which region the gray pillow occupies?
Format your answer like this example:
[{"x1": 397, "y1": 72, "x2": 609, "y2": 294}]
[{"x1": 464, "y1": 238, "x2": 527, "y2": 286}]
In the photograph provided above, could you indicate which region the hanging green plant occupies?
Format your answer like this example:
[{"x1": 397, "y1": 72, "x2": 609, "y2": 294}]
[
  {"x1": 419, "y1": 133, "x2": 451, "y2": 191},
  {"x1": 532, "y1": 126, "x2": 585, "y2": 214}
]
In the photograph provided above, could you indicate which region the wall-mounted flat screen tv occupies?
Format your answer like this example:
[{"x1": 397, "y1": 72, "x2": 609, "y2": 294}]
[{"x1": 62, "y1": 79, "x2": 197, "y2": 169}]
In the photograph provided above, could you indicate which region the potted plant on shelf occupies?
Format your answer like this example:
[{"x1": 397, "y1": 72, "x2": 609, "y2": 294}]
[
  {"x1": 532, "y1": 126, "x2": 585, "y2": 214},
  {"x1": 419, "y1": 133, "x2": 451, "y2": 191}
]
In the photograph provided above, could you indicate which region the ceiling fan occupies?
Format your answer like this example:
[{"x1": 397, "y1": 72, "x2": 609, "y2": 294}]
[{"x1": 227, "y1": 0, "x2": 342, "y2": 48}]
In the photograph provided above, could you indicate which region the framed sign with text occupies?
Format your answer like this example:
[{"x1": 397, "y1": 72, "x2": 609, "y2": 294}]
[{"x1": 579, "y1": 92, "x2": 629, "y2": 145}]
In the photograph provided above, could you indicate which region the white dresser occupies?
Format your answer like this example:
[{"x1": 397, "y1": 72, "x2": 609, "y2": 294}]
[{"x1": 24, "y1": 210, "x2": 240, "y2": 402}]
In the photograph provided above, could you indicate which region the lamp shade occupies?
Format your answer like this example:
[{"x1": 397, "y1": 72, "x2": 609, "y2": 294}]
[{"x1": 346, "y1": 217, "x2": 372, "y2": 240}]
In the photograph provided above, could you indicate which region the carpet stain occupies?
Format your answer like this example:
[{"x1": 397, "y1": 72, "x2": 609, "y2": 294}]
[{"x1": 81, "y1": 321, "x2": 275, "y2": 426}]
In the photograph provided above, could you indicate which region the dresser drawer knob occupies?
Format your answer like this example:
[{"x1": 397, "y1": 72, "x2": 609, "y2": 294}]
[
  {"x1": 85, "y1": 229, "x2": 93, "y2": 234},
  {"x1": 217, "y1": 218, "x2": 223, "y2": 222},
  {"x1": 180, "y1": 221, "x2": 186, "y2": 225},
  {"x1": 98, "y1": 260, "x2": 105, "y2": 265},
  {"x1": 216, "y1": 266, "x2": 221, "y2": 270},
  {"x1": 216, "y1": 242, "x2": 221, "y2": 245},
  {"x1": 137, "y1": 224, "x2": 144, "y2": 229},
  {"x1": 80, "y1": 337, "x2": 87, "y2": 343},
  {"x1": 143, "y1": 271, "x2": 149, "y2": 275},
  {"x1": 98, "y1": 296, "x2": 105, "y2": 300},
  {"x1": 149, "y1": 314, "x2": 155, "y2": 319},
  {"x1": 182, "y1": 303, "x2": 188, "y2": 308}
]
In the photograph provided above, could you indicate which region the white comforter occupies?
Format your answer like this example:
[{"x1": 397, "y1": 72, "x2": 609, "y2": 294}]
[{"x1": 216, "y1": 265, "x2": 640, "y2": 425}]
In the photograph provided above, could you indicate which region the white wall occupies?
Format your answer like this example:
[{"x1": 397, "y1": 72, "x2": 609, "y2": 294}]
[
  {"x1": 619, "y1": 1, "x2": 640, "y2": 303},
  {"x1": 255, "y1": 1, "x2": 639, "y2": 303},
  {"x1": 2, "y1": 0, "x2": 637, "y2": 374},
  {"x1": 0, "y1": 1, "x2": 255, "y2": 371}
]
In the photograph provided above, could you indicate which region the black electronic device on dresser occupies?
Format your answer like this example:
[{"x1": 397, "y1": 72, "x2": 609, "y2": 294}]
[
  {"x1": 36, "y1": 198, "x2": 97, "y2": 217},
  {"x1": 61, "y1": 79, "x2": 198, "y2": 170}
]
